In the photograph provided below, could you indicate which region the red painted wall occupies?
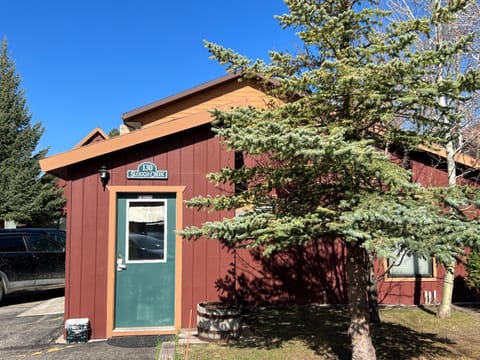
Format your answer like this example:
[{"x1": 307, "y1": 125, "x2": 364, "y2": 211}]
[
  {"x1": 63, "y1": 126, "x2": 479, "y2": 339},
  {"x1": 64, "y1": 125, "x2": 239, "y2": 338}
]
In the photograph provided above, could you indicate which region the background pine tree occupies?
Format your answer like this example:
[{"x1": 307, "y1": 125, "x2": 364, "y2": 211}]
[{"x1": 0, "y1": 38, "x2": 65, "y2": 227}]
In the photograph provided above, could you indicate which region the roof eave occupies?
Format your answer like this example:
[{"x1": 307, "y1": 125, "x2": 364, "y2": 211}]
[
  {"x1": 39, "y1": 111, "x2": 213, "y2": 179},
  {"x1": 121, "y1": 73, "x2": 242, "y2": 121}
]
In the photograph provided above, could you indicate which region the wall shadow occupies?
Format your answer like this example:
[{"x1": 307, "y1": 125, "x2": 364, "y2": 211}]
[
  {"x1": 215, "y1": 240, "x2": 348, "y2": 306},
  {"x1": 215, "y1": 243, "x2": 480, "y2": 309}
]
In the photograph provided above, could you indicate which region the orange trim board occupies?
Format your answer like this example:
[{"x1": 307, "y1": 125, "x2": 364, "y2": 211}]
[
  {"x1": 41, "y1": 115, "x2": 480, "y2": 178},
  {"x1": 106, "y1": 185, "x2": 185, "y2": 338},
  {"x1": 40, "y1": 111, "x2": 213, "y2": 174},
  {"x1": 39, "y1": 69, "x2": 480, "y2": 176},
  {"x1": 418, "y1": 144, "x2": 480, "y2": 170}
]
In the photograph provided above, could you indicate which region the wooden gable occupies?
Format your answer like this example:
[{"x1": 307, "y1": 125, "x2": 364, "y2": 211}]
[
  {"x1": 40, "y1": 74, "x2": 276, "y2": 177},
  {"x1": 74, "y1": 127, "x2": 109, "y2": 148},
  {"x1": 122, "y1": 73, "x2": 274, "y2": 129}
]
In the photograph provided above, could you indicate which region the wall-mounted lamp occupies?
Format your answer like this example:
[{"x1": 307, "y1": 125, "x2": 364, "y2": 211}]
[{"x1": 98, "y1": 166, "x2": 110, "y2": 191}]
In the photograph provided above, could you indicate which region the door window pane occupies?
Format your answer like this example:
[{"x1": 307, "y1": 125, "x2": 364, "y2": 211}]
[{"x1": 127, "y1": 200, "x2": 165, "y2": 262}]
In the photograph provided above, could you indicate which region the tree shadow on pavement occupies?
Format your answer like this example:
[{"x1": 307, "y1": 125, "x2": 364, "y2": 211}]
[{"x1": 1, "y1": 288, "x2": 64, "y2": 306}]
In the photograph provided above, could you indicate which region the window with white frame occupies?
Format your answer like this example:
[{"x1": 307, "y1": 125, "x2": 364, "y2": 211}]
[{"x1": 388, "y1": 251, "x2": 433, "y2": 278}]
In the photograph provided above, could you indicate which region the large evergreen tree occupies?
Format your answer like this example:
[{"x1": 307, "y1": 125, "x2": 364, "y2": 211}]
[
  {"x1": 0, "y1": 38, "x2": 65, "y2": 226},
  {"x1": 182, "y1": 1, "x2": 480, "y2": 358}
]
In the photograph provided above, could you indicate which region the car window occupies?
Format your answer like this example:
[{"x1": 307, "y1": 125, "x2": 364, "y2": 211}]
[
  {"x1": 48, "y1": 231, "x2": 66, "y2": 245},
  {"x1": 0, "y1": 235, "x2": 27, "y2": 252},
  {"x1": 27, "y1": 234, "x2": 64, "y2": 252}
]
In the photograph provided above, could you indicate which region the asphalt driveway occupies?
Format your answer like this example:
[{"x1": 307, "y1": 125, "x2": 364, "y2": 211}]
[{"x1": 0, "y1": 290, "x2": 160, "y2": 360}]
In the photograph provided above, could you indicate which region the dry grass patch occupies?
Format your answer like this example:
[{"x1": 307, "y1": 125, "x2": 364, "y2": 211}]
[
  {"x1": 176, "y1": 305, "x2": 480, "y2": 360},
  {"x1": 376, "y1": 306, "x2": 480, "y2": 359}
]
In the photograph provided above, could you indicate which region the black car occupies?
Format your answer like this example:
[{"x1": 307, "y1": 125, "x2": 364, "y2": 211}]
[
  {"x1": 0, "y1": 228, "x2": 66, "y2": 245},
  {"x1": 0, "y1": 230, "x2": 65, "y2": 302}
]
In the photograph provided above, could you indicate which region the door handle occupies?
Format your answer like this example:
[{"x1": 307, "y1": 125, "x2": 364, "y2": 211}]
[{"x1": 117, "y1": 254, "x2": 127, "y2": 272}]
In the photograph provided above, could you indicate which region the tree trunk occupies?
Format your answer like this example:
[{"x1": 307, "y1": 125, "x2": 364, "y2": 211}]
[
  {"x1": 437, "y1": 261, "x2": 455, "y2": 318},
  {"x1": 346, "y1": 242, "x2": 377, "y2": 360},
  {"x1": 367, "y1": 252, "x2": 380, "y2": 324},
  {"x1": 437, "y1": 137, "x2": 457, "y2": 318}
]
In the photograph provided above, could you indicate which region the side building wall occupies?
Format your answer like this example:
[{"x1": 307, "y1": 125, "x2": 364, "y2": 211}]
[
  {"x1": 64, "y1": 125, "x2": 236, "y2": 338},
  {"x1": 63, "y1": 128, "x2": 478, "y2": 338}
]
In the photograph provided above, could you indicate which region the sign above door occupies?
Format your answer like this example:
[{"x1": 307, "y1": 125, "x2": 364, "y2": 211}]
[{"x1": 127, "y1": 162, "x2": 168, "y2": 180}]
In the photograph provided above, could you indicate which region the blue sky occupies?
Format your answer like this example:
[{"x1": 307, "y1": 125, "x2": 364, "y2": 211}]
[{"x1": 1, "y1": 1, "x2": 295, "y2": 156}]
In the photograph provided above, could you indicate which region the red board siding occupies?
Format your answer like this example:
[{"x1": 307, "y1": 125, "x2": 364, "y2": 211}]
[
  {"x1": 79, "y1": 174, "x2": 97, "y2": 329},
  {"x1": 66, "y1": 168, "x2": 110, "y2": 338},
  {"x1": 412, "y1": 158, "x2": 449, "y2": 187},
  {"x1": 180, "y1": 132, "x2": 195, "y2": 329},
  {"x1": 64, "y1": 125, "x2": 236, "y2": 337},
  {"x1": 63, "y1": 125, "x2": 479, "y2": 338}
]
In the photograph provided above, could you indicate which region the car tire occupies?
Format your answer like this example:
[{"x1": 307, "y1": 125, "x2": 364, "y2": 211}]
[{"x1": 0, "y1": 280, "x2": 4, "y2": 303}]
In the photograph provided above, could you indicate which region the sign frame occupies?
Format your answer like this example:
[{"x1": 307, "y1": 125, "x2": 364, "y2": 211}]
[{"x1": 127, "y1": 161, "x2": 168, "y2": 180}]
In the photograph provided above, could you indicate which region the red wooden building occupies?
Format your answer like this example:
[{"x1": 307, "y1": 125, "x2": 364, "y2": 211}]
[{"x1": 40, "y1": 73, "x2": 479, "y2": 340}]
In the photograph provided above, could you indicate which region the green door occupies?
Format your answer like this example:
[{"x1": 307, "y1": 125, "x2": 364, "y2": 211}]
[{"x1": 115, "y1": 193, "x2": 176, "y2": 329}]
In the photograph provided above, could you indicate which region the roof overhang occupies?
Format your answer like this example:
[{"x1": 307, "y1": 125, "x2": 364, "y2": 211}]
[
  {"x1": 40, "y1": 110, "x2": 213, "y2": 178},
  {"x1": 122, "y1": 73, "x2": 242, "y2": 123},
  {"x1": 40, "y1": 71, "x2": 480, "y2": 179},
  {"x1": 418, "y1": 144, "x2": 480, "y2": 170},
  {"x1": 40, "y1": 73, "x2": 248, "y2": 179}
]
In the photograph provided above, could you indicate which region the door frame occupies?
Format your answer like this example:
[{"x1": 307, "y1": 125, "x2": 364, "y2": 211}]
[{"x1": 106, "y1": 186, "x2": 185, "y2": 338}]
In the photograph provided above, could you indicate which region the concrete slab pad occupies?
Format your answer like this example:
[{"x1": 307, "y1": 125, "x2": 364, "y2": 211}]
[{"x1": 18, "y1": 296, "x2": 64, "y2": 317}]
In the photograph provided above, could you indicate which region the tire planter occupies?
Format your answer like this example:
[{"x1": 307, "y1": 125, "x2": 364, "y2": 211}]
[{"x1": 197, "y1": 302, "x2": 242, "y2": 342}]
